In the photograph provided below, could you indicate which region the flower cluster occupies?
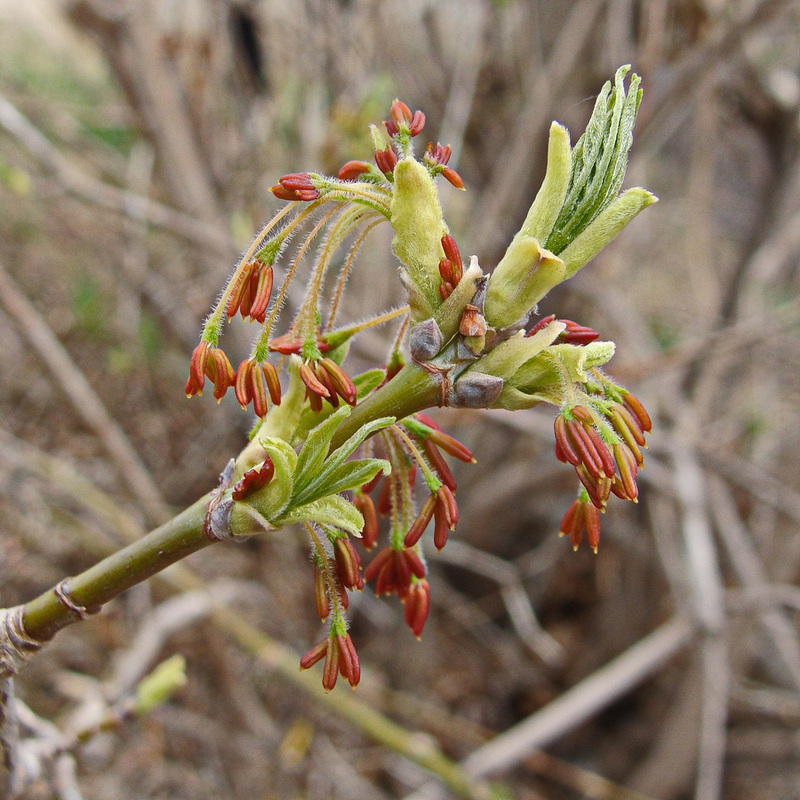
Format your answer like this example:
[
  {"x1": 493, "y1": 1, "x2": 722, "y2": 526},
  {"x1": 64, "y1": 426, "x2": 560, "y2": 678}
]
[{"x1": 187, "y1": 67, "x2": 656, "y2": 689}]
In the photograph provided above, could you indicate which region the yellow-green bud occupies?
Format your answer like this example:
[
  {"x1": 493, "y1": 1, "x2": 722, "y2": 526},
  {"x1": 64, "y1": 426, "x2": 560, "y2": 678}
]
[
  {"x1": 390, "y1": 157, "x2": 448, "y2": 321},
  {"x1": 516, "y1": 122, "x2": 572, "y2": 244}
]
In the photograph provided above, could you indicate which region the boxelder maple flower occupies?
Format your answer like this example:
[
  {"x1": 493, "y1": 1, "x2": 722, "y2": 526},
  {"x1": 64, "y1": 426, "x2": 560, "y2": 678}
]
[{"x1": 186, "y1": 66, "x2": 656, "y2": 689}]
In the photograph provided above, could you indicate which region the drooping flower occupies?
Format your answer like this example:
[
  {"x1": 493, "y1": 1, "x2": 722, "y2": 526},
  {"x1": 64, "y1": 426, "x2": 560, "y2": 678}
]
[
  {"x1": 403, "y1": 578, "x2": 431, "y2": 638},
  {"x1": 364, "y1": 545, "x2": 426, "y2": 599},
  {"x1": 299, "y1": 358, "x2": 357, "y2": 411},
  {"x1": 332, "y1": 535, "x2": 364, "y2": 592},
  {"x1": 226, "y1": 258, "x2": 274, "y2": 323},
  {"x1": 185, "y1": 342, "x2": 235, "y2": 401},
  {"x1": 234, "y1": 358, "x2": 281, "y2": 418},
  {"x1": 559, "y1": 491, "x2": 601, "y2": 552},
  {"x1": 404, "y1": 485, "x2": 457, "y2": 550},
  {"x1": 300, "y1": 631, "x2": 361, "y2": 691}
]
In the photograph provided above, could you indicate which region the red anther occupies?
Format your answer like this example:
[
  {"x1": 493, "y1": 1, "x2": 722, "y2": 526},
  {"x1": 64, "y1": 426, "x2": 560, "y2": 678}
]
[
  {"x1": 527, "y1": 314, "x2": 557, "y2": 337},
  {"x1": 267, "y1": 333, "x2": 303, "y2": 354},
  {"x1": 554, "y1": 415, "x2": 581, "y2": 466},
  {"x1": 438, "y1": 233, "x2": 464, "y2": 299},
  {"x1": 609, "y1": 403, "x2": 646, "y2": 449},
  {"x1": 374, "y1": 145, "x2": 398, "y2": 175},
  {"x1": 560, "y1": 497, "x2": 585, "y2": 550},
  {"x1": 247, "y1": 262, "x2": 274, "y2": 323},
  {"x1": 404, "y1": 547, "x2": 426, "y2": 580},
  {"x1": 554, "y1": 437, "x2": 568, "y2": 464},
  {"x1": 433, "y1": 503, "x2": 449, "y2": 551},
  {"x1": 206, "y1": 348, "x2": 235, "y2": 401},
  {"x1": 250, "y1": 362, "x2": 270, "y2": 418},
  {"x1": 437, "y1": 484, "x2": 458, "y2": 529},
  {"x1": 320, "y1": 358, "x2": 357, "y2": 406},
  {"x1": 365, "y1": 546, "x2": 425, "y2": 599},
  {"x1": 300, "y1": 362, "x2": 331, "y2": 398},
  {"x1": 570, "y1": 405, "x2": 594, "y2": 425},
  {"x1": 271, "y1": 184, "x2": 300, "y2": 201},
  {"x1": 438, "y1": 258, "x2": 454, "y2": 284},
  {"x1": 365, "y1": 546, "x2": 394, "y2": 594},
  {"x1": 404, "y1": 493, "x2": 436, "y2": 548},
  {"x1": 226, "y1": 260, "x2": 256, "y2": 319},
  {"x1": 559, "y1": 498, "x2": 579, "y2": 537},
  {"x1": 376, "y1": 475, "x2": 393, "y2": 515},
  {"x1": 559, "y1": 496, "x2": 602, "y2": 553},
  {"x1": 336, "y1": 633, "x2": 361, "y2": 688},
  {"x1": 622, "y1": 391, "x2": 652, "y2": 433},
  {"x1": 386, "y1": 100, "x2": 412, "y2": 137},
  {"x1": 315, "y1": 364, "x2": 340, "y2": 408},
  {"x1": 585, "y1": 503, "x2": 601, "y2": 552},
  {"x1": 441, "y1": 166, "x2": 465, "y2": 190},
  {"x1": 235, "y1": 359, "x2": 281, "y2": 418},
  {"x1": 565, "y1": 419, "x2": 605, "y2": 480},
  {"x1": 415, "y1": 412, "x2": 443, "y2": 432},
  {"x1": 440, "y1": 234, "x2": 463, "y2": 278},
  {"x1": 565, "y1": 407, "x2": 616, "y2": 477},
  {"x1": 337, "y1": 160, "x2": 371, "y2": 181},
  {"x1": 186, "y1": 341, "x2": 210, "y2": 396},
  {"x1": 234, "y1": 359, "x2": 252, "y2": 409},
  {"x1": 262, "y1": 362, "x2": 282, "y2": 406},
  {"x1": 409, "y1": 110, "x2": 426, "y2": 137},
  {"x1": 278, "y1": 173, "x2": 313, "y2": 191},
  {"x1": 403, "y1": 579, "x2": 430, "y2": 638},
  {"x1": 231, "y1": 457, "x2": 275, "y2": 500},
  {"x1": 335, "y1": 572, "x2": 349, "y2": 611},
  {"x1": 426, "y1": 485, "x2": 458, "y2": 552},
  {"x1": 306, "y1": 387, "x2": 322, "y2": 413},
  {"x1": 272, "y1": 172, "x2": 320, "y2": 202},
  {"x1": 299, "y1": 639, "x2": 328, "y2": 671},
  {"x1": 333, "y1": 536, "x2": 364, "y2": 592},
  {"x1": 611, "y1": 443, "x2": 639, "y2": 501},
  {"x1": 313, "y1": 563, "x2": 330, "y2": 620},
  {"x1": 322, "y1": 637, "x2": 339, "y2": 691},
  {"x1": 583, "y1": 424, "x2": 617, "y2": 478},
  {"x1": 575, "y1": 464, "x2": 611, "y2": 510},
  {"x1": 557, "y1": 319, "x2": 600, "y2": 346},
  {"x1": 353, "y1": 492, "x2": 379, "y2": 550}
]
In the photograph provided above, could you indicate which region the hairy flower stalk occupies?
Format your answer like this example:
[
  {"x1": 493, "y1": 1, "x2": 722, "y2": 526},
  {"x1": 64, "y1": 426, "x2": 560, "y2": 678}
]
[{"x1": 2, "y1": 67, "x2": 656, "y2": 693}]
